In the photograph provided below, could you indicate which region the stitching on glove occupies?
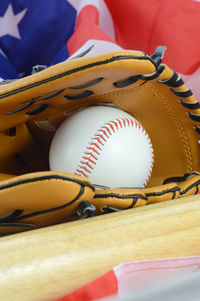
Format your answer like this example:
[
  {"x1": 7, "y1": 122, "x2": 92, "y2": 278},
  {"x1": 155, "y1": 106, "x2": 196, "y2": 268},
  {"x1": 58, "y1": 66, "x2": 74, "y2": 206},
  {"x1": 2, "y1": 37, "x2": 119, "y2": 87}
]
[
  {"x1": 70, "y1": 77, "x2": 104, "y2": 89},
  {"x1": 113, "y1": 65, "x2": 165, "y2": 89},
  {"x1": 148, "y1": 82, "x2": 193, "y2": 172},
  {"x1": 6, "y1": 89, "x2": 66, "y2": 116},
  {"x1": 94, "y1": 192, "x2": 147, "y2": 200},
  {"x1": 158, "y1": 69, "x2": 200, "y2": 142},
  {"x1": 180, "y1": 180, "x2": 200, "y2": 195},
  {"x1": 179, "y1": 100, "x2": 200, "y2": 110},
  {"x1": 26, "y1": 103, "x2": 49, "y2": 116},
  {"x1": 145, "y1": 186, "x2": 180, "y2": 198},
  {"x1": 0, "y1": 55, "x2": 154, "y2": 98},
  {"x1": 170, "y1": 88, "x2": 193, "y2": 98},
  {"x1": 101, "y1": 196, "x2": 145, "y2": 212},
  {"x1": 65, "y1": 90, "x2": 94, "y2": 100},
  {"x1": 158, "y1": 70, "x2": 183, "y2": 87},
  {"x1": 0, "y1": 174, "x2": 94, "y2": 190}
]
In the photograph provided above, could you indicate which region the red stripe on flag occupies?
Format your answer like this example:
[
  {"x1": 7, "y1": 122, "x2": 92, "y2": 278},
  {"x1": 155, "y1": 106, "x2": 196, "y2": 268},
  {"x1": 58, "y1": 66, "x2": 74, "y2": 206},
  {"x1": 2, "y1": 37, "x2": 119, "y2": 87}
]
[
  {"x1": 68, "y1": 5, "x2": 113, "y2": 56},
  {"x1": 56, "y1": 270, "x2": 118, "y2": 301},
  {"x1": 105, "y1": 0, "x2": 200, "y2": 75}
]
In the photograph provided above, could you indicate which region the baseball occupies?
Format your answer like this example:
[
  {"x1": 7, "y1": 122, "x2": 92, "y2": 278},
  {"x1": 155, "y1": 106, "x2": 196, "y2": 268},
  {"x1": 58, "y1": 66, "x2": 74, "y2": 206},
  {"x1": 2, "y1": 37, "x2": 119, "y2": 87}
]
[{"x1": 49, "y1": 106, "x2": 154, "y2": 188}]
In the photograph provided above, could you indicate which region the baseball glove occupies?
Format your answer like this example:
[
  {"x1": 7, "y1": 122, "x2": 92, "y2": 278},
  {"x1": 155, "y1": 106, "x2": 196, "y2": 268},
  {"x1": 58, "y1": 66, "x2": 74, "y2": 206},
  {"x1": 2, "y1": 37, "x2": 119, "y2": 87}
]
[{"x1": 0, "y1": 46, "x2": 200, "y2": 235}]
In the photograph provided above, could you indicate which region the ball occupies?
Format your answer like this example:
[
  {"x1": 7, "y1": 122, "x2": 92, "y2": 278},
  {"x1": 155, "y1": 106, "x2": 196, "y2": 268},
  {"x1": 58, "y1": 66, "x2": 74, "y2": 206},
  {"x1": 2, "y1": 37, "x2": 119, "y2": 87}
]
[{"x1": 49, "y1": 106, "x2": 154, "y2": 188}]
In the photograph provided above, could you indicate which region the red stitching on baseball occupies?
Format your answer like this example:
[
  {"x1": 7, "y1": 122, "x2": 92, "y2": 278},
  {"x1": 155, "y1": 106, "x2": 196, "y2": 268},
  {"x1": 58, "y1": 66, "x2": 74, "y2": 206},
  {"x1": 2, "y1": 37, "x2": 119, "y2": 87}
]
[
  {"x1": 75, "y1": 117, "x2": 154, "y2": 185},
  {"x1": 87, "y1": 146, "x2": 100, "y2": 155},
  {"x1": 84, "y1": 152, "x2": 98, "y2": 160},
  {"x1": 80, "y1": 160, "x2": 93, "y2": 170},
  {"x1": 102, "y1": 126, "x2": 112, "y2": 135},
  {"x1": 125, "y1": 118, "x2": 130, "y2": 126},
  {"x1": 99, "y1": 129, "x2": 109, "y2": 138},
  {"x1": 83, "y1": 156, "x2": 96, "y2": 165},
  {"x1": 96, "y1": 134, "x2": 107, "y2": 142},
  {"x1": 79, "y1": 165, "x2": 91, "y2": 174},
  {"x1": 116, "y1": 119, "x2": 123, "y2": 128},
  {"x1": 90, "y1": 142, "x2": 102, "y2": 150},
  {"x1": 107, "y1": 122, "x2": 115, "y2": 132},
  {"x1": 76, "y1": 169, "x2": 87, "y2": 177},
  {"x1": 122, "y1": 118, "x2": 126, "y2": 126},
  {"x1": 111, "y1": 120, "x2": 119, "y2": 130},
  {"x1": 93, "y1": 136, "x2": 104, "y2": 145}
]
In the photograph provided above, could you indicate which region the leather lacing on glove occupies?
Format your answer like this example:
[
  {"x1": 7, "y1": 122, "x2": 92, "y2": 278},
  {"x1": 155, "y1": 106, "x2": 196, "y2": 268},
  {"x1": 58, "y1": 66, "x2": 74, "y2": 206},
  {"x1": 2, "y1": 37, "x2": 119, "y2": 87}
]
[
  {"x1": 92, "y1": 172, "x2": 200, "y2": 214},
  {"x1": 0, "y1": 46, "x2": 200, "y2": 236}
]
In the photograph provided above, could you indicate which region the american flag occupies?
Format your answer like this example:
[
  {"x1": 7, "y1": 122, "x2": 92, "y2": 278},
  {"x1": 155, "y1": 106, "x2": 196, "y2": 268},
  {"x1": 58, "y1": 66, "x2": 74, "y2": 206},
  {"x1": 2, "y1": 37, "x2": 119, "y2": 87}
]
[
  {"x1": 1, "y1": 1, "x2": 200, "y2": 300},
  {"x1": 1, "y1": 1, "x2": 200, "y2": 92}
]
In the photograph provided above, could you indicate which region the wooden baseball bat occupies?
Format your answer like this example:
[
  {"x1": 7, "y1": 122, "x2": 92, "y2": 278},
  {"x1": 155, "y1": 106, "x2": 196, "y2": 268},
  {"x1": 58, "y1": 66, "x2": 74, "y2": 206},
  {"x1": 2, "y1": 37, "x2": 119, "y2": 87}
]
[{"x1": 1, "y1": 194, "x2": 200, "y2": 301}]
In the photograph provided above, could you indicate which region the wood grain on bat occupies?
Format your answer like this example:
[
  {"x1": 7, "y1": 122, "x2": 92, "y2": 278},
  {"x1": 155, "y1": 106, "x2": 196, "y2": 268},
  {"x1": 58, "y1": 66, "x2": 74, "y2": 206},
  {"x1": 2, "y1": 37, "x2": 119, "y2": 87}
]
[{"x1": 0, "y1": 194, "x2": 200, "y2": 301}]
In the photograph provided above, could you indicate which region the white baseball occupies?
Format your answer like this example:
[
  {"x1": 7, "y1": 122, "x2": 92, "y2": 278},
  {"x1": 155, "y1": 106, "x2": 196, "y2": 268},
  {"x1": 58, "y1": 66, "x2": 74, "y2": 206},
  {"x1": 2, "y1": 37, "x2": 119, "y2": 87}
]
[{"x1": 49, "y1": 106, "x2": 154, "y2": 188}]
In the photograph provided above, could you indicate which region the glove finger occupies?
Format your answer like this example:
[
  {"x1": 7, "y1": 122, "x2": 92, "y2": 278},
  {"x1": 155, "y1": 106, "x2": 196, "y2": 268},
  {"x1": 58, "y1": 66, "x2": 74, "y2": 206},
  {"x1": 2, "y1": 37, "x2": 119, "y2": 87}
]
[
  {"x1": 92, "y1": 188, "x2": 147, "y2": 214},
  {"x1": 0, "y1": 171, "x2": 94, "y2": 235}
]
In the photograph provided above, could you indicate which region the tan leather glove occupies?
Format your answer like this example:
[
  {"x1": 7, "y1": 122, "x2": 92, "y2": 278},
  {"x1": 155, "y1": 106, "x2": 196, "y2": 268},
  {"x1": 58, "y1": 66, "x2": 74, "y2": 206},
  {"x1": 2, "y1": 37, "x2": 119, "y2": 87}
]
[{"x1": 0, "y1": 46, "x2": 199, "y2": 235}]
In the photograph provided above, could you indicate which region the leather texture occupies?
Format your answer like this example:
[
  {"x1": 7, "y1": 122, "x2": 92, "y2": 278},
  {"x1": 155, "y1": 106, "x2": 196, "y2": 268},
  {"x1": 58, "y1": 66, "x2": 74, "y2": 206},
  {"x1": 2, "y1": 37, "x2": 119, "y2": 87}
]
[{"x1": 0, "y1": 48, "x2": 200, "y2": 235}]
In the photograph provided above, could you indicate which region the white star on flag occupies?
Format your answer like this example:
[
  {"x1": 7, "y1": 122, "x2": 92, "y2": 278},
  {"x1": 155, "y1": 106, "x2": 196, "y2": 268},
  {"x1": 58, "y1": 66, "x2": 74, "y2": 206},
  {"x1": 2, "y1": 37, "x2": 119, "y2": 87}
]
[{"x1": 0, "y1": 3, "x2": 27, "y2": 39}]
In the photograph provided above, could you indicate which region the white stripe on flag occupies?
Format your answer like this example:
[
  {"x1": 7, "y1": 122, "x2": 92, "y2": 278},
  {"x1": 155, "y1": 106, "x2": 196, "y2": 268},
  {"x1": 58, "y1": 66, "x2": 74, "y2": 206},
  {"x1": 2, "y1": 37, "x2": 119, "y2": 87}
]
[
  {"x1": 68, "y1": 39, "x2": 122, "y2": 59},
  {"x1": 67, "y1": 0, "x2": 115, "y2": 41},
  {"x1": 114, "y1": 256, "x2": 200, "y2": 296}
]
